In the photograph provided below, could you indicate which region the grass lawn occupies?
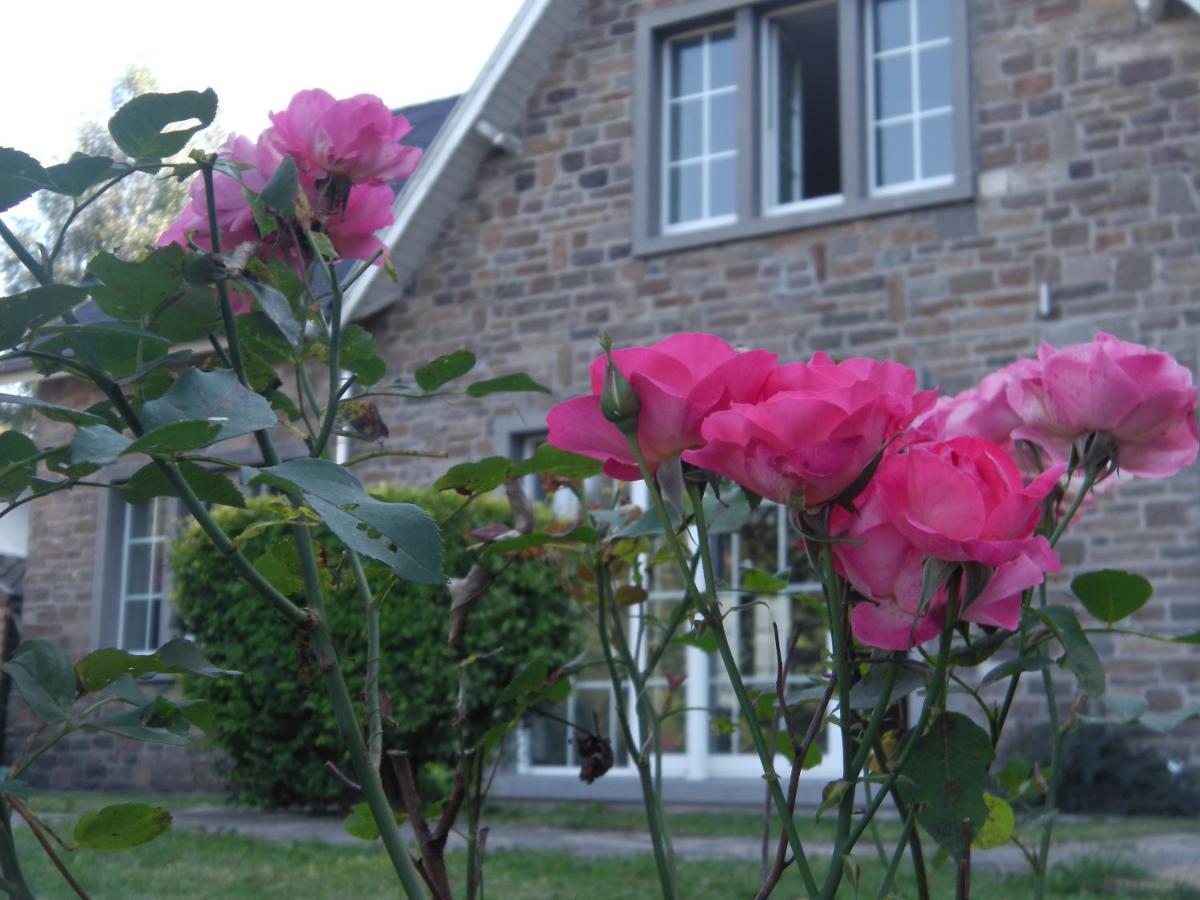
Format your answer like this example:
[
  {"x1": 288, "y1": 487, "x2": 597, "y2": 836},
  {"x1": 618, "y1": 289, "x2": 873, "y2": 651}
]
[
  {"x1": 12, "y1": 794, "x2": 1200, "y2": 898},
  {"x1": 11, "y1": 831, "x2": 1199, "y2": 899}
]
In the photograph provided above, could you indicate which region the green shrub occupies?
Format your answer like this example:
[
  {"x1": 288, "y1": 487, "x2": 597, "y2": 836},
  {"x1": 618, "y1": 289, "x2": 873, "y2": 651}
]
[{"x1": 171, "y1": 485, "x2": 578, "y2": 810}]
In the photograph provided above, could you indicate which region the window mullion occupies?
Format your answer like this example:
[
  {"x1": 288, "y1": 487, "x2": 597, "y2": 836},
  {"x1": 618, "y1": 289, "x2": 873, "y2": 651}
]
[
  {"x1": 735, "y1": 6, "x2": 756, "y2": 223},
  {"x1": 839, "y1": 0, "x2": 864, "y2": 204}
]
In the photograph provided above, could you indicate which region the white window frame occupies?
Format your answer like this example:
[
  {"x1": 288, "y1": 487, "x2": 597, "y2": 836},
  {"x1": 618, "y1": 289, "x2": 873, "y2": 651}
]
[
  {"x1": 114, "y1": 496, "x2": 171, "y2": 654},
  {"x1": 866, "y1": 0, "x2": 956, "y2": 197},
  {"x1": 660, "y1": 24, "x2": 740, "y2": 236}
]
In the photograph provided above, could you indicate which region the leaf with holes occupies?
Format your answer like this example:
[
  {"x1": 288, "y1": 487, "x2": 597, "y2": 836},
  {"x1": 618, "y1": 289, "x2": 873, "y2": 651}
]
[
  {"x1": 897, "y1": 712, "x2": 994, "y2": 861},
  {"x1": 509, "y1": 443, "x2": 602, "y2": 480},
  {"x1": 434, "y1": 457, "x2": 511, "y2": 495},
  {"x1": 251, "y1": 459, "x2": 444, "y2": 584},
  {"x1": 86, "y1": 246, "x2": 189, "y2": 322},
  {"x1": 108, "y1": 89, "x2": 218, "y2": 159},
  {"x1": 1071, "y1": 569, "x2": 1152, "y2": 625}
]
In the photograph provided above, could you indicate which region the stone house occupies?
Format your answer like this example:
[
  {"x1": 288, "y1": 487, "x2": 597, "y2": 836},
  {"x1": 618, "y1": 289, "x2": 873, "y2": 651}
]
[{"x1": 6, "y1": 0, "x2": 1200, "y2": 799}]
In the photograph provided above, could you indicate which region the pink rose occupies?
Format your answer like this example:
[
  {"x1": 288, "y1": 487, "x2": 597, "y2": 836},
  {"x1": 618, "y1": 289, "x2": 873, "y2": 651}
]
[
  {"x1": 321, "y1": 182, "x2": 395, "y2": 263},
  {"x1": 918, "y1": 358, "x2": 1040, "y2": 447},
  {"x1": 1006, "y1": 333, "x2": 1199, "y2": 478},
  {"x1": 546, "y1": 334, "x2": 777, "y2": 480},
  {"x1": 874, "y1": 436, "x2": 1062, "y2": 568},
  {"x1": 834, "y1": 483, "x2": 1054, "y2": 648},
  {"x1": 686, "y1": 353, "x2": 936, "y2": 509},
  {"x1": 159, "y1": 134, "x2": 284, "y2": 252},
  {"x1": 832, "y1": 437, "x2": 1062, "y2": 649},
  {"x1": 264, "y1": 89, "x2": 422, "y2": 186}
]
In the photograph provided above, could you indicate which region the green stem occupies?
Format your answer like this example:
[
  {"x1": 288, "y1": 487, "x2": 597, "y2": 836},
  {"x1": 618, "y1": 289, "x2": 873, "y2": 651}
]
[
  {"x1": 0, "y1": 218, "x2": 51, "y2": 286},
  {"x1": 1034, "y1": 582, "x2": 1062, "y2": 900},
  {"x1": 676, "y1": 477, "x2": 820, "y2": 899},
  {"x1": 595, "y1": 562, "x2": 678, "y2": 900},
  {"x1": 876, "y1": 805, "x2": 917, "y2": 900},
  {"x1": 0, "y1": 803, "x2": 33, "y2": 900},
  {"x1": 350, "y1": 551, "x2": 384, "y2": 773},
  {"x1": 305, "y1": 231, "x2": 344, "y2": 460}
]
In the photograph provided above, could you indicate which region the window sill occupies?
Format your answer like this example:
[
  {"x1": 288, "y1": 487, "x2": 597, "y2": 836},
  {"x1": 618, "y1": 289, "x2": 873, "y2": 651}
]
[{"x1": 633, "y1": 177, "x2": 974, "y2": 258}]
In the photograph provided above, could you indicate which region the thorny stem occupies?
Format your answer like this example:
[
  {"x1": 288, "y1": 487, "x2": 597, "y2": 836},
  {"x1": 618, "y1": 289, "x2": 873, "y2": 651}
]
[
  {"x1": 350, "y1": 551, "x2": 384, "y2": 773},
  {"x1": 0, "y1": 802, "x2": 33, "y2": 900},
  {"x1": 7, "y1": 795, "x2": 90, "y2": 899}
]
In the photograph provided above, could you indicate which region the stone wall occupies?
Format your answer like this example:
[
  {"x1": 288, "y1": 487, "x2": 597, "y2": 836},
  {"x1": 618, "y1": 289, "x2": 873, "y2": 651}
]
[{"x1": 360, "y1": 0, "x2": 1200, "y2": 754}]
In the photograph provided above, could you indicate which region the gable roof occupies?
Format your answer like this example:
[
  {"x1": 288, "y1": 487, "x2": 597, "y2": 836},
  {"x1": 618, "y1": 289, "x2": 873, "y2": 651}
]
[{"x1": 342, "y1": 0, "x2": 584, "y2": 324}]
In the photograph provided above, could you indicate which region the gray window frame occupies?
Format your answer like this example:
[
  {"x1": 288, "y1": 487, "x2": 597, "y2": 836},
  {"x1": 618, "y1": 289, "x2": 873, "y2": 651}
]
[{"x1": 633, "y1": 0, "x2": 974, "y2": 256}]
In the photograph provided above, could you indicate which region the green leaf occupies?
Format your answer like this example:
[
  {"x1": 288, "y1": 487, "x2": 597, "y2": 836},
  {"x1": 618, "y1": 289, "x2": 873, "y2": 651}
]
[
  {"x1": 1071, "y1": 569, "x2": 1153, "y2": 624},
  {"x1": 434, "y1": 457, "x2": 511, "y2": 495},
  {"x1": 121, "y1": 459, "x2": 245, "y2": 508},
  {"x1": 817, "y1": 780, "x2": 851, "y2": 822},
  {"x1": 415, "y1": 350, "x2": 476, "y2": 392},
  {"x1": 126, "y1": 420, "x2": 222, "y2": 457},
  {"x1": 848, "y1": 663, "x2": 926, "y2": 710},
  {"x1": 34, "y1": 323, "x2": 171, "y2": 379},
  {"x1": 246, "y1": 282, "x2": 301, "y2": 350},
  {"x1": 897, "y1": 712, "x2": 995, "y2": 861},
  {"x1": 1175, "y1": 631, "x2": 1200, "y2": 644},
  {"x1": 44, "y1": 154, "x2": 117, "y2": 195},
  {"x1": 972, "y1": 792, "x2": 1016, "y2": 850},
  {"x1": 0, "y1": 393, "x2": 105, "y2": 427},
  {"x1": 76, "y1": 649, "x2": 159, "y2": 694},
  {"x1": 702, "y1": 489, "x2": 752, "y2": 535},
  {"x1": 154, "y1": 639, "x2": 240, "y2": 678},
  {"x1": 336, "y1": 325, "x2": 386, "y2": 387},
  {"x1": 1038, "y1": 606, "x2": 1106, "y2": 698},
  {"x1": 141, "y1": 368, "x2": 277, "y2": 445},
  {"x1": 741, "y1": 568, "x2": 787, "y2": 593},
  {"x1": 251, "y1": 459, "x2": 444, "y2": 584},
  {"x1": 2, "y1": 640, "x2": 77, "y2": 724},
  {"x1": 481, "y1": 526, "x2": 598, "y2": 558},
  {"x1": 501, "y1": 660, "x2": 548, "y2": 700},
  {"x1": 996, "y1": 756, "x2": 1030, "y2": 796},
  {"x1": 69, "y1": 426, "x2": 132, "y2": 467},
  {"x1": 614, "y1": 585, "x2": 648, "y2": 606},
  {"x1": 149, "y1": 287, "x2": 224, "y2": 343},
  {"x1": 108, "y1": 89, "x2": 218, "y2": 160},
  {"x1": 0, "y1": 284, "x2": 88, "y2": 350},
  {"x1": 179, "y1": 699, "x2": 216, "y2": 736},
  {"x1": 96, "y1": 700, "x2": 192, "y2": 745},
  {"x1": 509, "y1": 444, "x2": 602, "y2": 480},
  {"x1": 86, "y1": 246, "x2": 188, "y2": 322},
  {"x1": 74, "y1": 803, "x2": 172, "y2": 849},
  {"x1": 0, "y1": 147, "x2": 52, "y2": 212},
  {"x1": 258, "y1": 155, "x2": 298, "y2": 214},
  {"x1": 253, "y1": 541, "x2": 304, "y2": 596},
  {"x1": 309, "y1": 231, "x2": 337, "y2": 259},
  {"x1": 343, "y1": 802, "x2": 380, "y2": 841},
  {"x1": 0, "y1": 431, "x2": 39, "y2": 499},
  {"x1": 1140, "y1": 703, "x2": 1200, "y2": 734},
  {"x1": 978, "y1": 656, "x2": 1054, "y2": 687},
  {"x1": 465, "y1": 373, "x2": 551, "y2": 398}
]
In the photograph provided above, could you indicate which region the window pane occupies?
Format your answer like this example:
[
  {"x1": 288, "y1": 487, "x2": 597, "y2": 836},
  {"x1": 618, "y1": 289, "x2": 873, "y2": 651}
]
[
  {"x1": 877, "y1": 121, "x2": 915, "y2": 186},
  {"x1": 648, "y1": 685, "x2": 687, "y2": 752},
  {"x1": 670, "y1": 36, "x2": 704, "y2": 97},
  {"x1": 918, "y1": 44, "x2": 952, "y2": 111},
  {"x1": 709, "y1": 92, "x2": 736, "y2": 154},
  {"x1": 921, "y1": 112, "x2": 954, "y2": 178},
  {"x1": 709, "y1": 156, "x2": 736, "y2": 218},
  {"x1": 668, "y1": 162, "x2": 703, "y2": 223},
  {"x1": 669, "y1": 99, "x2": 703, "y2": 160},
  {"x1": 529, "y1": 698, "x2": 568, "y2": 765},
  {"x1": 146, "y1": 598, "x2": 161, "y2": 649},
  {"x1": 122, "y1": 599, "x2": 149, "y2": 652},
  {"x1": 767, "y1": 4, "x2": 841, "y2": 206},
  {"x1": 918, "y1": 0, "x2": 951, "y2": 41},
  {"x1": 709, "y1": 31, "x2": 736, "y2": 89},
  {"x1": 128, "y1": 501, "x2": 154, "y2": 539},
  {"x1": 125, "y1": 543, "x2": 152, "y2": 596},
  {"x1": 876, "y1": 55, "x2": 913, "y2": 120},
  {"x1": 874, "y1": 0, "x2": 911, "y2": 52}
]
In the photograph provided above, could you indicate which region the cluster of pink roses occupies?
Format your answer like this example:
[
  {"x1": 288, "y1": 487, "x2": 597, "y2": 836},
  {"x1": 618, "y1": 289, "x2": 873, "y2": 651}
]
[
  {"x1": 160, "y1": 89, "x2": 421, "y2": 265},
  {"x1": 547, "y1": 332, "x2": 1198, "y2": 650}
]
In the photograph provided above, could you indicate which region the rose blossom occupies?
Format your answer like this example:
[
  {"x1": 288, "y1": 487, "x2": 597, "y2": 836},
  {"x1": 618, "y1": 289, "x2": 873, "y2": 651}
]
[
  {"x1": 322, "y1": 182, "x2": 395, "y2": 264},
  {"x1": 264, "y1": 89, "x2": 422, "y2": 185},
  {"x1": 916, "y1": 358, "x2": 1040, "y2": 447},
  {"x1": 686, "y1": 353, "x2": 936, "y2": 509},
  {"x1": 158, "y1": 134, "x2": 284, "y2": 252},
  {"x1": 832, "y1": 437, "x2": 1062, "y2": 649},
  {"x1": 546, "y1": 333, "x2": 777, "y2": 480},
  {"x1": 1006, "y1": 333, "x2": 1199, "y2": 478}
]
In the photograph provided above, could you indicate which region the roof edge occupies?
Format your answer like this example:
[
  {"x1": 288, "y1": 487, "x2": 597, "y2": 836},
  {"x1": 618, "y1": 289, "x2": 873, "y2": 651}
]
[{"x1": 342, "y1": 0, "x2": 561, "y2": 325}]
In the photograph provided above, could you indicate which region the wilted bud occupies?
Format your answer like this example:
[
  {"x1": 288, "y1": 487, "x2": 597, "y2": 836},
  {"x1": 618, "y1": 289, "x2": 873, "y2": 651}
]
[{"x1": 599, "y1": 350, "x2": 641, "y2": 436}]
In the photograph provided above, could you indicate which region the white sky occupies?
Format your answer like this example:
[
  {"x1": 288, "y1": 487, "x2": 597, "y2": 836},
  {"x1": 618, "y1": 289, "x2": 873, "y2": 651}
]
[{"x1": 2, "y1": 0, "x2": 527, "y2": 166}]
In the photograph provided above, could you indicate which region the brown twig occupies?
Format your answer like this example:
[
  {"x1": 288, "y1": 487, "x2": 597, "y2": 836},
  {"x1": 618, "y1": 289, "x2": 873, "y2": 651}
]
[
  {"x1": 324, "y1": 760, "x2": 362, "y2": 793},
  {"x1": 957, "y1": 818, "x2": 972, "y2": 900},
  {"x1": 387, "y1": 750, "x2": 452, "y2": 900},
  {"x1": 7, "y1": 795, "x2": 90, "y2": 900}
]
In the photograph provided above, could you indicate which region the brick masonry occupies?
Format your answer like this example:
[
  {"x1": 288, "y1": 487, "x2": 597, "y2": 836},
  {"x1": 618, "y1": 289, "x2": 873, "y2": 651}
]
[{"x1": 9, "y1": 0, "x2": 1200, "y2": 788}]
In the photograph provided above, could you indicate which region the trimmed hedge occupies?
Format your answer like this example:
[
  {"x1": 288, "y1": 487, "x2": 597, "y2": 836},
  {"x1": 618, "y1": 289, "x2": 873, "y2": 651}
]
[{"x1": 171, "y1": 486, "x2": 576, "y2": 810}]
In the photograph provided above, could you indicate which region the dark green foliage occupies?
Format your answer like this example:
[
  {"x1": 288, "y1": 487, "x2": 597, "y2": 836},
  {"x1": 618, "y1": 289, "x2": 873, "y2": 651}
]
[{"x1": 170, "y1": 486, "x2": 578, "y2": 810}]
